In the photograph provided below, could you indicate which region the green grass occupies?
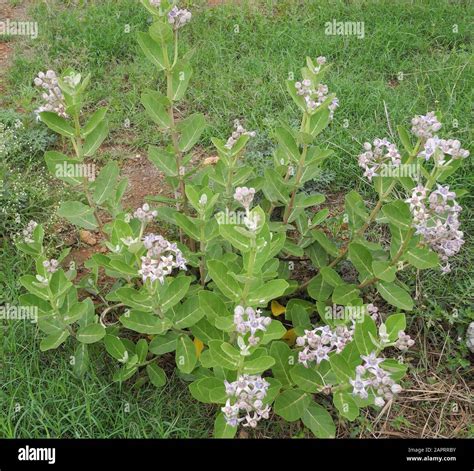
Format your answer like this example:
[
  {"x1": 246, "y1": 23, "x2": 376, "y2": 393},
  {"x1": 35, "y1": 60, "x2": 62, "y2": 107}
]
[{"x1": 1, "y1": 0, "x2": 473, "y2": 438}]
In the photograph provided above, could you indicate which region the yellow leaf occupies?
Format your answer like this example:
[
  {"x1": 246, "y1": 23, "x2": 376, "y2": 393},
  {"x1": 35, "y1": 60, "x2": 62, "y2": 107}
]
[
  {"x1": 194, "y1": 337, "x2": 204, "y2": 358},
  {"x1": 271, "y1": 300, "x2": 286, "y2": 316},
  {"x1": 282, "y1": 328, "x2": 297, "y2": 346}
]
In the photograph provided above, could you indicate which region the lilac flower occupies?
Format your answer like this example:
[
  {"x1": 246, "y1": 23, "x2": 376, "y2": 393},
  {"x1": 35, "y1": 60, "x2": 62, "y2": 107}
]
[
  {"x1": 233, "y1": 186, "x2": 255, "y2": 210},
  {"x1": 418, "y1": 136, "x2": 469, "y2": 163},
  {"x1": 395, "y1": 330, "x2": 415, "y2": 351},
  {"x1": 133, "y1": 203, "x2": 157, "y2": 223},
  {"x1": 22, "y1": 220, "x2": 38, "y2": 243},
  {"x1": 42, "y1": 259, "x2": 59, "y2": 274},
  {"x1": 358, "y1": 138, "x2": 401, "y2": 181},
  {"x1": 233, "y1": 305, "x2": 271, "y2": 353},
  {"x1": 138, "y1": 234, "x2": 186, "y2": 284},
  {"x1": 411, "y1": 111, "x2": 442, "y2": 139},
  {"x1": 406, "y1": 184, "x2": 464, "y2": 272},
  {"x1": 224, "y1": 119, "x2": 256, "y2": 150},
  {"x1": 222, "y1": 375, "x2": 271, "y2": 428},
  {"x1": 168, "y1": 6, "x2": 192, "y2": 30},
  {"x1": 34, "y1": 70, "x2": 68, "y2": 118},
  {"x1": 295, "y1": 76, "x2": 338, "y2": 117},
  {"x1": 296, "y1": 323, "x2": 354, "y2": 367}
]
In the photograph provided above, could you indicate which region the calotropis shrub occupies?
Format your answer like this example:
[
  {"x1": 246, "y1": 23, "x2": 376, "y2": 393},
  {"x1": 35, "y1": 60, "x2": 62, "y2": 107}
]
[{"x1": 16, "y1": 0, "x2": 469, "y2": 438}]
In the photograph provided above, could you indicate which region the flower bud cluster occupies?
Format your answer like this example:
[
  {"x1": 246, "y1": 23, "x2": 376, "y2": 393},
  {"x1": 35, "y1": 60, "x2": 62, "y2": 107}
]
[
  {"x1": 233, "y1": 186, "x2": 255, "y2": 210},
  {"x1": 234, "y1": 305, "x2": 271, "y2": 352},
  {"x1": 395, "y1": 330, "x2": 415, "y2": 351},
  {"x1": 224, "y1": 119, "x2": 256, "y2": 149},
  {"x1": 34, "y1": 70, "x2": 68, "y2": 118},
  {"x1": 42, "y1": 259, "x2": 59, "y2": 274},
  {"x1": 168, "y1": 6, "x2": 192, "y2": 29},
  {"x1": 366, "y1": 303, "x2": 379, "y2": 321},
  {"x1": 133, "y1": 203, "x2": 158, "y2": 223},
  {"x1": 222, "y1": 375, "x2": 271, "y2": 428},
  {"x1": 296, "y1": 323, "x2": 355, "y2": 367},
  {"x1": 351, "y1": 352, "x2": 402, "y2": 407},
  {"x1": 406, "y1": 184, "x2": 464, "y2": 273},
  {"x1": 22, "y1": 220, "x2": 38, "y2": 243},
  {"x1": 294, "y1": 79, "x2": 338, "y2": 118},
  {"x1": 418, "y1": 136, "x2": 469, "y2": 164},
  {"x1": 139, "y1": 234, "x2": 187, "y2": 284},
  {"x1": 358, "y1": 138, "x2": 401, "y2": 181},
  {"x1": 411, "y1": 111, "x2": 442, "y2": 139}
]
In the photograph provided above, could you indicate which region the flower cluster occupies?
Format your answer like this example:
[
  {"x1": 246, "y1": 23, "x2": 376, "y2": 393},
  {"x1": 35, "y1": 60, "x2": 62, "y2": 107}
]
[
  {"x1": 22, "y1": 220, "x2": 38, "y2": 243},
  {"x1": 233, "y1": 186, "x2": 255, "y2": 210},
  {"x1": 351, "y1": 352, "x2": 402, "y2": 407},
  {"x1": 294, "y1": 76, "x2": 338, "y2": 117},
  {"x1": 296, "y1": 323, "x2": 354, "y2": 367},
  {"x1": 34, "y1": 70, "x2": 68, "y2": 118},
  {"x1": 395, "y1": 330, "x2": 415, "y2": 351},
  {"x1": 411, "y1": 111, "x2": 442, "y2": 139},
  {"x1": 358, "y1": 138, "x2": 402, "y2": 180},
  {"x1": 234, "y1": 305, "x2": 271, "y2": 353},
  {"x1": 138, "y1": 234, "x2": 187, "y2": 284},
  {"x1": 222, "y1": 375, "x2": 271, "y2": 428},
  {"x1": 406, "y1": 184, "x2": 464, "y2": 273},
  {"x1": 168, "y1": 6, "x2": 192, "y2": 29},
  {"x1": 366, "y1": 303, "x2": 379, "y2": 321},
  {"x1": 133, "y1": 203, "x2": 157, "y2": 223},
  {"x1": 224, "y1": 119, "x2": 256, "y2": 150},
  {"x1": 418, "y1": 137, "x2": 469, "y2": 164},
  {"x1": 310, "y1": 55, "x2": 327, "y2": 74},
  {"x1": 43, "y1": 259, "x2": 59, "y2": 274}
]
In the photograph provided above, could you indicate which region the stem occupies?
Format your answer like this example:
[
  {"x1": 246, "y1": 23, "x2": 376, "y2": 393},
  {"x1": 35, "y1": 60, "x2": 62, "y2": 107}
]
[
  {"x1": 240, "y1": 236, "x2": 257, "y2": 304},
  {"x1": 199, "y1": 210, "x2": 206, "y2": 286}
]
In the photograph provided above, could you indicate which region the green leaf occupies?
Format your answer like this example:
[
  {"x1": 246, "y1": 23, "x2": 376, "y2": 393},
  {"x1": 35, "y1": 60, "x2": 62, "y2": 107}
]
[
  {"x1": 149, "y1": 331, "x2": 179, "y2": 355},
  {"x1": 275, "y1": 126, "x2": 299, "y2": 162},
  {"x1": 348, "y1": 242, "x2": 373, "y2": 279},
  {"x1": 207, "y1": 260, "x2": 242, "y2": 301},
  {"x1": 120, "y1": 311, "x2": 172, "y2": 334},
  {"x1": 260, "y1": 320, "x2": 287, "y2": 344},
  {"x1": 39, "y1": 111, "x2": 75, "y2": 137},
  {"x1": 137, "y1": 32, "x2": 166, "y2": 70},
  {"x1": 44, "y1": 151, "x2": 82, "y2": 186},
  {"x1": 397, "y1": 125, "x2": 414, "y2": 154},
  {"x1": 40, "y1": 330, "x2": 70, "y2": 351},
  {"x1": 176, "y1": 334, "x2": 197, "y2": 374},
  {"x1": 376, "y1": 281, "x2": 414, "y2": 311},
  {"x1": 214, "y1": 412, "x2": 237, "y2": 438},
  {"x1": 170, "y1": 61, "x2": 193, "y2": 101},
  {"x1": 332, "y1": 284, "x2": 360, "y2": 305},
  {"x1": 382, "y1": 201, "x2": 412, "y2": 230},
  {"x1": 242, "y1": 355, "x2": 275, "y2": 375},
  {"x1": 385, "y1": 313, "x2": 406, "y2": 342},
  {"x1": 354, "y1": 315, "x2": 378, "y2": 355},
  {"x1": 58, "y1": 201, "x2": 97, "y2": 230},
  {"x1": 290, "y1": 364, "x2": 325, "y2": 393},
  {"x1": 302, "y1": 402, "x2": 336, "y2": 438},
  {"x1": 141, "y1": 91, "x2": 171, "y2": 128},
  {"x1": 320, "y1": 266, "x2": 344, "y2": 287},
  {"x1": 177, "y1": 113, "x2": 206, "y2": 152},
  {"x1": 174, "y1": 213, "x2": 200, "y2": 240},
  {"x1": 329, "y1": 354, "x2": 353, "y2": 382},
  {"x1": 308, "y1": 108, "x2": 330, "y2": 137},
  {"x1": 83, "y1": 119, "x2": 108, "y2": 157},
  {"x1": 333, "y1": 391, "x2": 360, "y2": 421},
  {"x1": 262, "y1": 168, "x2": 290, "y2": 204},
  {"x1": 104, "y1": 335, "x2": 128, "y2": 362},
  {"x1": 73, "y1": 343, "x2": 89, "y2": 377},
  {"x1": 372, "y1": 261, "x2": 397, "y2": 282},
  {"x1": 307, "y1": 274, "x2": 333, "y2": 301},
  {"x1": 76, "y1": 323, "x2": 106, "y2": 344},
  {"x1": 92, "y1": 161, "x2": 119, "y2": 204},
  {"x1": 147, "y1": 362, "x2": 167, "y2": 388},
  {"x1": 198, "y1": 290, "x2": 230, "y2": 321},
  {"x1": 82, "y1": 107, "x2": 108, "y2": 136},
  {"x1": 247, "y1": 279, "x2": 289, "y2": 306},
  {"x1": 270, "y1": 341, "x2": 296, "y2": 386},
  {"x1": 311, "y1": 230, "x2": 339, "y2": 257},
  {"x1": 148, "y1": 145, "x2": 178, "y2": 176},
  {"x1": 149, "y1": 21, "x2": 173, "y2": 44},
  {"x1": 173, "y1": 297, "x2": 204, "y2": 329},
  {"x1": 160, "y1": 276, "x2": 192, "y2": 312},
  {"x1": 404, "y1": 247, "x2": 439, "y2": 269},
  {"x1": 274, "y1": 389, "x2": 310, "y2": 422}
]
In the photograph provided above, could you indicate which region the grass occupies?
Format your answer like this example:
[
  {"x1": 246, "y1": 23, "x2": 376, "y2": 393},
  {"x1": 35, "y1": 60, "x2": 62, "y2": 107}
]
[{"x1": 1, "y1": 0, "x2": 473, "y2": 438}]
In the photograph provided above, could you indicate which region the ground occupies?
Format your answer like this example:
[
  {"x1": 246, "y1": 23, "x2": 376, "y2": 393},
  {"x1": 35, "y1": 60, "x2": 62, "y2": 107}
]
[{"x1": 0, "y1": 0, "x2": 472, "y2": 439}]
